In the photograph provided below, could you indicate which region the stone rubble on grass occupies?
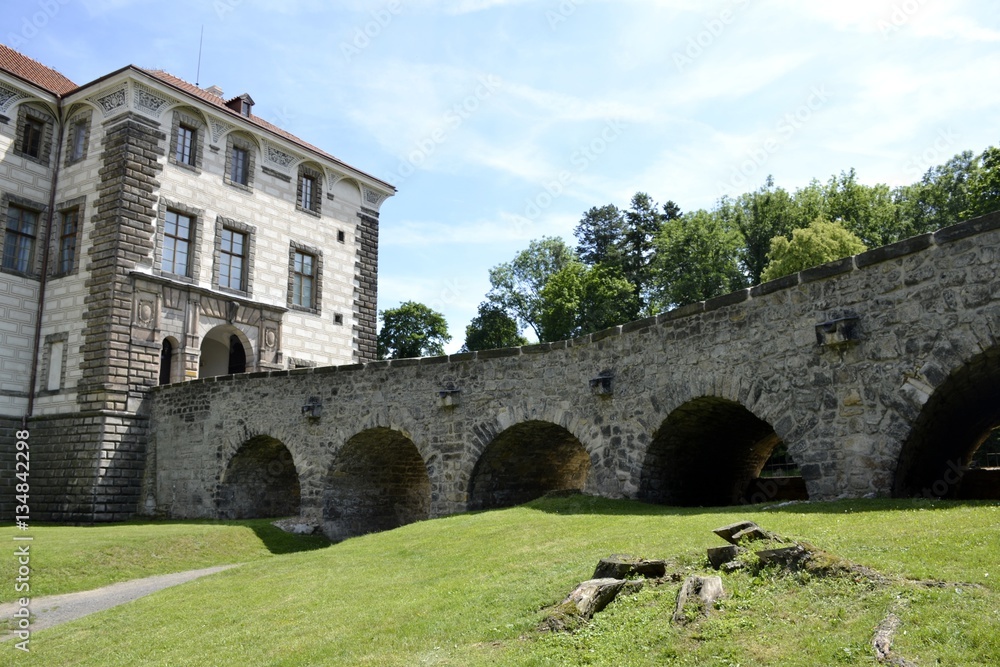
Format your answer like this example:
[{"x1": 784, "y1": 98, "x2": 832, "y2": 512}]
[
  {"x1": 672, "y1": 575, "x2": 726, "y2": 624},
  {"x1": 540, "y1": 554, "x2": 670, "y2": 632}
]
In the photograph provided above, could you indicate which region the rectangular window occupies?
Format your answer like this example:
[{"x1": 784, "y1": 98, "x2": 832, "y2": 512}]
[
  {"x1": 175, "y1": 125, "x2": 196, "y2": 166},
  {"x1": 219, "y1": 228, "x2": 246, "y2": 291},
  {"x1": 70, "y1": 122, "x2": 87, "y2": 161},
  {"x1": 161, "y1": 210, "x2": 192, "y2": 276},
  {"x1": 58, "y1": 207, "x2": 79, "y2": 274},
  {"x1": 231, "y1": 147, "x2": 249, "y2": 185},
  {"x1": 299, "y1": 174, "x2": 315, "y2": 211},
  {"x1": 22, "y1": 118, "x2": 43, "y2": 158},
  {"x1": 292, "y1": 251, "x2": 315, "y2": 308},
  {"x1": 3, "y1": 205, "x2": 38, "y2": 274}
]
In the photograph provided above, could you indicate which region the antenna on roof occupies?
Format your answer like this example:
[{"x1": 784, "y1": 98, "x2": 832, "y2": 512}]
[{"x1": 195, "y1": 25, "x2": 204, "y2": 86}]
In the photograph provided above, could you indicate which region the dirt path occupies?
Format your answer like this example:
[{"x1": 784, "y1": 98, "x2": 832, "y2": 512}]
[{"x1": 1, "y1": 564, "x2": 240, "y2": 639}]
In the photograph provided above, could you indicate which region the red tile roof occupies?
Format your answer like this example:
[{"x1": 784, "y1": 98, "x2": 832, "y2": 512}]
[
  {"x1": 0, "y1": 43, "x2": 77, "y2": 95},
  {"x1": 0, "y1": 46, "x2": 392, "y2": 190}
]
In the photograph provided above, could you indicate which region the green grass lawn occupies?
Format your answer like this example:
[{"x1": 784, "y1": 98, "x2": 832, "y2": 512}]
[
  {"x1": 0, "y1": 519, "x2": 329, "y2": 603},
  {"x1": 1, "y1": 497, "x2": 998, "y2": 666}
]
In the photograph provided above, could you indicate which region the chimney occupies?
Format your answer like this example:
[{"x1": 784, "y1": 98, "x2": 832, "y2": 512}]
[{"x1": 204, "y1": 85, "x2": 224, "y2": 98}]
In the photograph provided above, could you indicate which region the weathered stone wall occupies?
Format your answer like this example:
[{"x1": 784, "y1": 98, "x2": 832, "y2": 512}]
[{"x1": 147, "y1": 213, "x2": 1000, "y2": 538}]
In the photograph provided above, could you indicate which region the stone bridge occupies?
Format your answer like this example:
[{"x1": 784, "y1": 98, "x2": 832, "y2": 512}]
[{"x1": 146, "y1": 213, "x2": 1000, "y2": 540}]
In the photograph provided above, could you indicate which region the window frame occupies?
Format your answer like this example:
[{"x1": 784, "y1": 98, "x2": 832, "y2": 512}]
[
  {"x1": 154, "y1": 199, "x2": 203, "y2": 283},
  {"x1": 213, "y1": 216, "x2": 256, "y2": 296},
  {"x1": 14, "y1": 104, "x2": 54, "y2": 166},
  {"x1": 161, "y1": 209, "x2": 193, "y2": 277},
  {"x1": 296, "y1": 164, "x2": 323, "y2": 216},
  {"x1": 224, "y1": 134, "x2": 256, "y2": 191},
  {"x1": 0, "y1": 194, "x2": 47, "y2": 279},
  {"x1": 2, "y1": 204, "x2": 39, "y2": 275},
  {"x1": 175, "y1": 124, "x2": 196, "y2": 166},
  {"x1": 64, "y1": 112, "x2": 92, "y2": 166},
  {"x1": 168, "y1": 109, "x2": 206, "y2": 172},
  {"x1": 287, "y1": 241, "x2": 323, "y2": 314}
]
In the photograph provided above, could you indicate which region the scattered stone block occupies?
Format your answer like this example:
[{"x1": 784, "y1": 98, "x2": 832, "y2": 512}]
[
  {"x1": 540, "y1": 578, "x2": 643, "y2": 632},
  {"x1": 707, "y1": 545, "x2": 743, "y2": 570},
  {"x1": 712, "y1": 520, "x2": 776, "y2": 545},
  {"x1": 593, "y1": 554, "x2": 667, "y2": 580},
  {"x1": 672, "y1": 575, "x2": 725, "y2": 623},
  {"x1": 755, "y1": 545, "x2": 809, "y2": 569}
]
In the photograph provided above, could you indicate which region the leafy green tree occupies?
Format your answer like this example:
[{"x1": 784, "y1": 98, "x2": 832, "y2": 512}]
[
  {"x1": 965, "y1": 146, "x2": 1000, "y2": 219},
  {"x1": 651, "y1": 209, "x2": 744, "y2": 309},
  {"x1": 719, "y1": 176, "x2": 799, "y2": 285},
  {"x1": 823, "y1": 169, "x2": 900, "y2": 247},
  {"x1": 620, "y1": 192, "x2": 667, "y2": 308},
  {"x1": 574, "y1": 204, "x2": 625, "y2": 267},
  {"x1": 377, "y1": 301, "x2": 451, "y2": 359},
  {"x1": 537, "y1": 262, "x2": 638, "y2": 341},
  {"x1": 761, "y1": 218, "x2": 867, "y2": 282},
  {"x1": 894, "y1": 151, "x2": 978, "y2": 234},
  {"x1": 461, "y1": 302, "x2": 528, "y2": 352},
  {"x1": 486, "y1": 237, "x2": 576, "y2": 339}
]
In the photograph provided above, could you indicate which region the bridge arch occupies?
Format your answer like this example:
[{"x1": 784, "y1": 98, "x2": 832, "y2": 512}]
[
  {"x1": 217, "y1": 435, "x2": 300, "y2": 519},
  {"x1": 639, "y1": 396, "x2": 804, "y2": 506},
  {"x1": 322, "y1": 428, "x2": 431, "y2": 541},
  {"x1": 467, "y1": 420, "x2": 592, "y2": 511},
  {"x1": 893, "y1": 345, "x2": 1000, "y2": 499}
]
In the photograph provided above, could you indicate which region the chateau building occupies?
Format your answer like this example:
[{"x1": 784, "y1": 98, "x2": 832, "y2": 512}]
[{"x1": 0, "y1": 45, "x2": 393, "y2": 520}]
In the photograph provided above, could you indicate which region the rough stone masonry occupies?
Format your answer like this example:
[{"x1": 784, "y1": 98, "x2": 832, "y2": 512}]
[{"x1": 147, "y1": 212, "x2": 1000, "y2": 540}]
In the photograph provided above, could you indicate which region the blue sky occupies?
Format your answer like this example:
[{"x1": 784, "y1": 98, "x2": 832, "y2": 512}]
[{"x1": 6, "y1": 0, "x2": 1000, "y2": 352}]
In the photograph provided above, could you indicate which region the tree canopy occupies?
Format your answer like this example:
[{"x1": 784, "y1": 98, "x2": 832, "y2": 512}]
[
  {"x1": 377, "y1": 301, "x2": 451, "y2": 360},
  {"x1": 464, "y1": 141, "x2": 1000, "y2": 343},
  {"x1": 461, "y1": 302, "x2": 527, "y2": 352},
  {"x1": 761, "y1": 219, "x2": 867, "y2": 283}
]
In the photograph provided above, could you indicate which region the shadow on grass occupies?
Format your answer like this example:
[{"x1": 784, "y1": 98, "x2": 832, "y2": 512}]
[
  {"x1": 519, "y1": 493, "x2": 999, "y2": 518},
  {"x1": 25, "y1": 518, "x2": 332, "y2": 556},
  {"x1": 243, "y1": 519, "x2": 331, "y2": 554}
]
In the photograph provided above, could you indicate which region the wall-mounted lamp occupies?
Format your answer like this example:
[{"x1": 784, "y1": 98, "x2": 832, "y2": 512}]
[
  {"x1": 589, "y1": 372, "x2": 614, "y2": 397},
  {"x1": 815, "y1": 316, "x2": 861, "y2": 347},
  {"x1": 438, "y1": 387, "x2": 461, "y2": 408},
  {"x1": 301, "y1": 396, "x2": 322, "y2": 420}
]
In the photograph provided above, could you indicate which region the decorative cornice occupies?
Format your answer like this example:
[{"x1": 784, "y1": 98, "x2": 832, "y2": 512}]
[
  {"x1": 133, "y1": 82, "x2": 173, "y2": 118},
  {"x1": 0, "y1": 82, "x2": 24, "y2": 114},
  {"x1": 88, "y1": 82, "x2": 129, "y2": 118}
]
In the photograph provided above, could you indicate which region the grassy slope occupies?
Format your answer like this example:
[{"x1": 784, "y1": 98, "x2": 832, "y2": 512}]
[
  {"x1": 0, "y1": 519, "x2": 329, "y2": 603},
  {"x1": 2, "y1": 498, "x2": 998, "y2": 666}
]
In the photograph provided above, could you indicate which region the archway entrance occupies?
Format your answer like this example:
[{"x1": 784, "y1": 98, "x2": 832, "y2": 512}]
[
  {"x1": 467, "y1": 420, "x2": 591, "y2": 511},
  {"x1": 893, "y1": 348, "x2": 1000, "y2": 499},
  {"x1": 218, "y1": 436, "x2": 300, "y2": 519},
  {"x1": 323, "y1": 428, "x2": 431, "y2": 541},
  {"x1": 640, "y1": 397, "x2": 805, "y2": 506},
  {"x1": 159, "y1": 338, "x2": 174, "y2": 385},
  {"x1": 199, "y1": 325, "x2": 249, "y2": 378}
]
